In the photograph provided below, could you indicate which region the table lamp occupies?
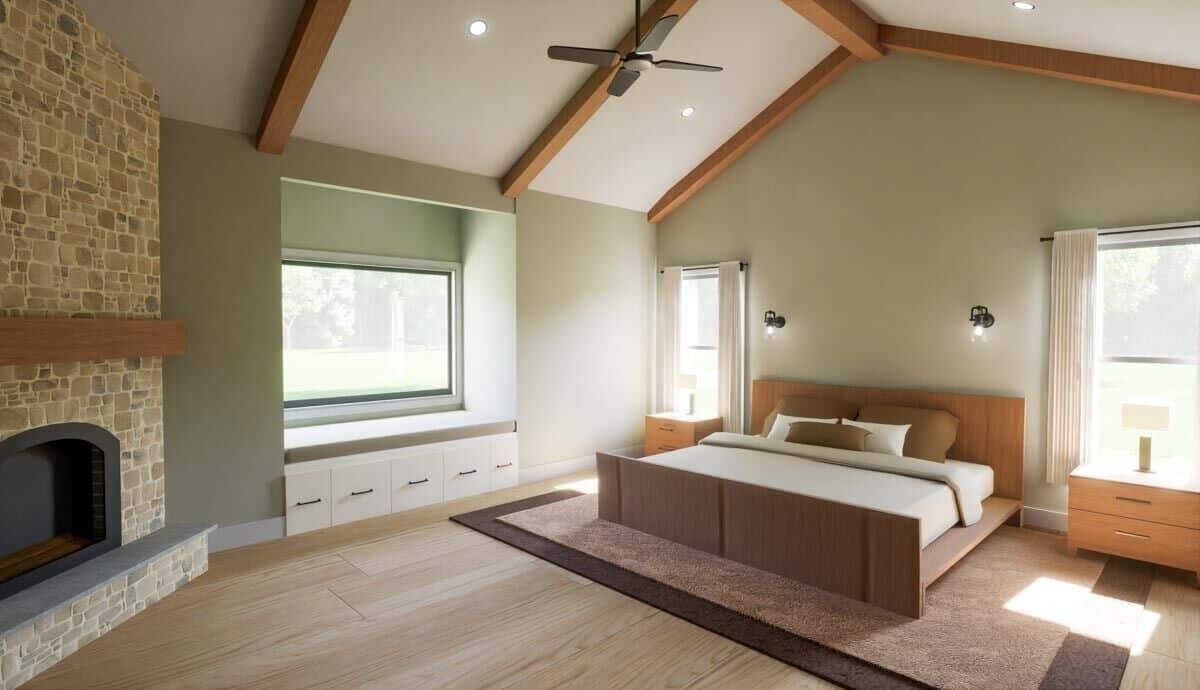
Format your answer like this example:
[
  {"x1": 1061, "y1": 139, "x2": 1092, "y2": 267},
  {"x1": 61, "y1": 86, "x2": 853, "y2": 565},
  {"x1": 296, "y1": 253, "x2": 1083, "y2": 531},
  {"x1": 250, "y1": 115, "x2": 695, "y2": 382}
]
[
  {"x1": 677, "y1": 373, "x2": 698, "y2": 415},
  {"x1": 1121, "y1": 402, "x2": 1171, "y2": 472}
]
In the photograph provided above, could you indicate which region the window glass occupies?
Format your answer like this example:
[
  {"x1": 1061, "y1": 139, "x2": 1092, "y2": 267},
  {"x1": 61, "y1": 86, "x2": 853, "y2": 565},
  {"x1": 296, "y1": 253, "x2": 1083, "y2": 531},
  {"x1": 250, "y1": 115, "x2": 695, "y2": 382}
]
[
  {"x1": 679, "y1": 271, "x2": 719, "y2": 417},
  {"x1": 1096, "y1": 242, "x2": 1199, "y2": 472},
  {"x1": 282, "y1": 261, "x2": 452, "y2": 407}
]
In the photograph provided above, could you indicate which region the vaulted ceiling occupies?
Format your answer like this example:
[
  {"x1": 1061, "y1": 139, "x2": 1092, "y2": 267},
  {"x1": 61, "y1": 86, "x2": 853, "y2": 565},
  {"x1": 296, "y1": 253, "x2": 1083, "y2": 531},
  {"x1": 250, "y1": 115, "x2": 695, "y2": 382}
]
[{"x1": 79, "y1": 0, "x2": 1200, "y2": 214}]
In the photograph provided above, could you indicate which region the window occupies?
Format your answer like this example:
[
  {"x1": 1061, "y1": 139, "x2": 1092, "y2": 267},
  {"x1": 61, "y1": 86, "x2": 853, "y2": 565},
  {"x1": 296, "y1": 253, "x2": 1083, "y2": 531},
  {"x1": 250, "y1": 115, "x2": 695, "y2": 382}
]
[
  {"x1": 282, "y1": 255, "x2": 458, "y2": 408},
  {"x1": 1096, "y1": 238, "x2": 1199, "y2": 473},
  {"x1": 679, "y1": 268, "x2": 719, "y2": 417}
]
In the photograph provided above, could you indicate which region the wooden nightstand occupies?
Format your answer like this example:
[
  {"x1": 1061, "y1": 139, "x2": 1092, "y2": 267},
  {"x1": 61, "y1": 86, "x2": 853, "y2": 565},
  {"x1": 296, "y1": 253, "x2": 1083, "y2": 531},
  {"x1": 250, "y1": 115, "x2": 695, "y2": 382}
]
[
  {"x1": 644, "y1": 413, "x2": 723, "y2": 456},
  {"x1": 1068, "y1": 464, "x2": 1200, "y2": 585}
]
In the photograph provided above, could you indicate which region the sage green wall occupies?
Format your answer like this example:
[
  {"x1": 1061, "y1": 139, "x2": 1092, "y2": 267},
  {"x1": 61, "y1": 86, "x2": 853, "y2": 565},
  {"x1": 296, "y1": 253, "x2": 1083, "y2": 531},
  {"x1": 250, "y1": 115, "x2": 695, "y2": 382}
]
[
  {"x1": 281, "y1": 180, "x2": 462, "y2": 262},
  {"x1": 516, "y1": 191, "x2": 656, "y2": 468},
  {"x1": 462, "y1": 210, "x2": 518, "y2": 419},
  {"x1": 162, "y1": 118, "x2": 651, "y2": 525},
  {"x1": 657, "y1": 53, "x2": 1200, "y2": 516}
]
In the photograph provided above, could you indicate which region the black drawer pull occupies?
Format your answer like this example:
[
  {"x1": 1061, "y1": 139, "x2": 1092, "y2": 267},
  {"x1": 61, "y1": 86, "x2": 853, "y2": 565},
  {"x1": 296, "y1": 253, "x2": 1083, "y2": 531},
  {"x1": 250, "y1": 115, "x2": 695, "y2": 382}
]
[
  {"x1": 350, "y1": 488, "x2": 375, "y2": 497},
  {"x1": 295, "y1": 498, "x2": 322, "y2": 507},
  {"x1": 657, "y1": 445, "x2": 678, "y2": 451},
  {"x1": 495, "y1": 462, "x2": 514, "y2": 469},
  {"x1": 407, "y1": 478, "x2": 430, "y2": 486},
  {"x1": 658, "y1": 425, "x2": 676, "y2": 431},
  {"x1": 1115, "y1": 496, "x2": 1152, "y2": 505},
  {"x1": 458, "y1": 469, "x2": 478, "y2": 476}
]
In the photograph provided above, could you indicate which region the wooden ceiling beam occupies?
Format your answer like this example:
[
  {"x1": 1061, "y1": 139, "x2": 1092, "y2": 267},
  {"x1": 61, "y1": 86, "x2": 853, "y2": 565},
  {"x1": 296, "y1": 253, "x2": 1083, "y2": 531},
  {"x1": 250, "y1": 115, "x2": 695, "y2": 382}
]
[
  {"x1": 256, "y1": 0, "x2": 352, "y2": 154},
  {"x1": 648, "y1": 47, "x2": 857, "y2": 224},
  {"x1": 879, "y1": 25, "x2": 1200, "y2": 104},
  {"x1": 500, "y1": 0, "x2": 699, "y2": 199},
  {"x1": 780, "y1": 0, "x2": 883, "y2": 61}
]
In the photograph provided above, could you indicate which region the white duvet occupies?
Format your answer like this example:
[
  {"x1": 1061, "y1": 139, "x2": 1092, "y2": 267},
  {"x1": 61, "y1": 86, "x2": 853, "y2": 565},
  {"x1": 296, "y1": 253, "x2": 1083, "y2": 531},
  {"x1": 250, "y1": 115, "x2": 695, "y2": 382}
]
[{"x1": 639, "y1": 432, "x2": 994, "y2": 548}]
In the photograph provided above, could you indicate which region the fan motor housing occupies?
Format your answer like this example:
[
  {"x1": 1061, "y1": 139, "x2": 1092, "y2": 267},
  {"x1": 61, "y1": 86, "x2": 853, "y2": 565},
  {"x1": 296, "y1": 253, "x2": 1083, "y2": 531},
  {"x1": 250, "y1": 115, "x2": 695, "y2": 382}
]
[{"x1": 623, "y1": 53, "x2": 654, "y2": 71}]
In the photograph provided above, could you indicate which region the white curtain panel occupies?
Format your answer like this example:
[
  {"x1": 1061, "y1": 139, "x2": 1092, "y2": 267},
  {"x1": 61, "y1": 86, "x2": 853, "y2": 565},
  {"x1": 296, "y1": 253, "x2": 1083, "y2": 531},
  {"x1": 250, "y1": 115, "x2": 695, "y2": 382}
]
[
  {"x1": 656, "y1": 267, "x2": 682, "y2": 413},
  {"x1": 1045, "y1": 228, "x2": 1099, "y2": 484},
  {"x1": 717, "y1": 261, "x2": 745, "y2": 433}
]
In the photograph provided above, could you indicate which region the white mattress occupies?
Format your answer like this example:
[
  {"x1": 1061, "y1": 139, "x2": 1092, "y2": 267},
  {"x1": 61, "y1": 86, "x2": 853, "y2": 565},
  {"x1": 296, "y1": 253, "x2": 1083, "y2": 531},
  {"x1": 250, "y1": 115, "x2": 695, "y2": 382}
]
[{"x1": 639, "y1": 444, "x2": 994, "y2": 548}]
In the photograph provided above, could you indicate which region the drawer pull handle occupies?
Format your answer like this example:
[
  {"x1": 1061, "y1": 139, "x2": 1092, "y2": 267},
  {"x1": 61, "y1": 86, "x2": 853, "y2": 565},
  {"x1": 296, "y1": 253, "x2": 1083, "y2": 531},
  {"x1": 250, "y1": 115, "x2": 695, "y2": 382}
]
[
  {"x1": 495, "y1": 462, "x2": 514, "y2": 469},
  {"x1": 1114, "y1": 529, "x2": 1149, "y2": 540},
  {"x1": 1115, "y1": 496, "x2": 1152, "y2": 505},
  {"x1": 658, "y1": 425, "x2": 676, "y2": 431},
  {"x1": 407, "y1": 478, "x2": 429, "y2": 486},
  {"x1": 458, "y1": 469, "x2": 478, "y2": 476},
  {"x1": 295, "y1": 498, "x2": 322, "y2": 507},
  {"x1": 350, "y1": 489, "x2": 375, "y2": 497},
  {"x1": 657, "y1": 445, "x2": 678, "y2": 451}
]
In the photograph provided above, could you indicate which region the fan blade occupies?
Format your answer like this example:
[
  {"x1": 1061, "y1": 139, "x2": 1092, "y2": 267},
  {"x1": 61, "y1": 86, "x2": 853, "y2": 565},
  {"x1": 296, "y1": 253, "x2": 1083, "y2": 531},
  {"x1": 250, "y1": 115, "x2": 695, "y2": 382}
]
[
  {"x1": 547, "y1": 46, "x2": 621, "y2": 67},
  {"x1": 637, "y1": 14, "x2": 679, "y2": 52},
  {"x1": 653, "y1": 59, "x2": 723, "y2": 72},
  {"x1": 608, "y1": 68, "x2": 640, "y2": 97}
]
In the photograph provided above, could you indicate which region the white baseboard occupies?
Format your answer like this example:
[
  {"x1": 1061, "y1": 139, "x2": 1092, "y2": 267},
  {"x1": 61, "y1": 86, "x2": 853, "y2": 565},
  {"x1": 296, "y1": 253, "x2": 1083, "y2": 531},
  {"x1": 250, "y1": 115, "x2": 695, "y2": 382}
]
[
  {"x1": 1023, "y1": 506, "x2": 1067, "y2": 533},
  {"x1": 518, "y1": 445, "x2": 642, "y2": 485},
  {"x1": 209, "y1": 517, "x2": 286, "y2": 552}
]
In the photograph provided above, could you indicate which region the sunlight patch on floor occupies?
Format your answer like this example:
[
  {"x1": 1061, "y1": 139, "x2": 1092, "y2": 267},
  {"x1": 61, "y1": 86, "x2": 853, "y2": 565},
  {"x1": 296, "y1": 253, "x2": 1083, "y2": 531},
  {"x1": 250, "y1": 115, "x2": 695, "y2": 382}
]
[
  {"x1": 555, "y1": 478, "x2": 599, "y2": 494},
  {"x1": 1003, "y1": 576, "x2": 1158, "y2": 650}
]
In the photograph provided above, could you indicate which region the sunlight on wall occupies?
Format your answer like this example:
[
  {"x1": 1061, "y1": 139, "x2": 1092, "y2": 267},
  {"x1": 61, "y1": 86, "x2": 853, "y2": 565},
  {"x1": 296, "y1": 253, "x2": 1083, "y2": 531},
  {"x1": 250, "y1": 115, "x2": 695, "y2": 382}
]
[{"x1": 1003, "y1": 576, "x2": 1159, "y2": 653}]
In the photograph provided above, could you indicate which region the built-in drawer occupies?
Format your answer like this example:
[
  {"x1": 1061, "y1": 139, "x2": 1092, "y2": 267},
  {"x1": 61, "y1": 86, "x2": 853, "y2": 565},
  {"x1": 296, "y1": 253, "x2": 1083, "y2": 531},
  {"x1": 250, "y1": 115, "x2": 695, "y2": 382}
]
[
  {"x1": 331, "y1": 462, "x2": 391, "y2": 526},
  {"x1": 1069, "y1": 508, "x2": 1200, "y2": 571},
  {"x1": 286, "y1": 470, "x2": 331, "y2": 536},
  {"x1": 1069, "y1": 476, "x2": 1200, "y2": 529},
  {"x1": 489, "y1": 436, "x2": 519, "y2": 491},
  {"x1": 444, "y1": 442, "x2": 489, "y2": 501},
  {"x1": 391, "y1": 451, "x2": 444, "y2": 513}
]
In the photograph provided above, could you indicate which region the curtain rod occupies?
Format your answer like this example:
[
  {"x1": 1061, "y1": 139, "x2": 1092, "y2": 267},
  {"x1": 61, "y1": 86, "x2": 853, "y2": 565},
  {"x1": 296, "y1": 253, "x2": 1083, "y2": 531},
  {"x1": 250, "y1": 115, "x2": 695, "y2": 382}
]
[
  {"x1": 659, "y1": 261, "x2": 747, "y2": 274},
  {"x1": 1039, "y1": 222, "x2": 1200, "y2": 243}
]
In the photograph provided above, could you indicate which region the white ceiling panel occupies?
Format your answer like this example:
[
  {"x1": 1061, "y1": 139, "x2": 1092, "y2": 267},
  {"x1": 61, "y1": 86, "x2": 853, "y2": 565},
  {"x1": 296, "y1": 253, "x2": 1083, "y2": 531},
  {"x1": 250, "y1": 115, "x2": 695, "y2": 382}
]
[
  {"x1": 77, "y1": 0, "x2": 303, "y2": 133},
  {"x1": 292, "y1": 0, "x2": 635, "y2": 179},
  {"x1": 861, "y1": 0, "x2": 1200, "y2": 70},
  {"x1": 531, "y1": 0, "x2": 838, "y2": 211}
]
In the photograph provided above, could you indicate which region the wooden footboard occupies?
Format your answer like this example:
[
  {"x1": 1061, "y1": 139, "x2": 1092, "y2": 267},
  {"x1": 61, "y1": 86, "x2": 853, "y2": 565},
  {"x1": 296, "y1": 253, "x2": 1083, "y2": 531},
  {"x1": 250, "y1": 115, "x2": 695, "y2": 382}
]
[{"x1": 597, "y1": 452, "x2": 924, "y2": 617}]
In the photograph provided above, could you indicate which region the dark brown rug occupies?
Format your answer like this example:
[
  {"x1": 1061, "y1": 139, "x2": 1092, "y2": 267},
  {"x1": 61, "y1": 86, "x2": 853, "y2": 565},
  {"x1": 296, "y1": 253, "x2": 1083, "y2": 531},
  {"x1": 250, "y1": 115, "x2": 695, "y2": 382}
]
[{"x1": 452, "y1": 491, "x2": 1153, "y2": 690}]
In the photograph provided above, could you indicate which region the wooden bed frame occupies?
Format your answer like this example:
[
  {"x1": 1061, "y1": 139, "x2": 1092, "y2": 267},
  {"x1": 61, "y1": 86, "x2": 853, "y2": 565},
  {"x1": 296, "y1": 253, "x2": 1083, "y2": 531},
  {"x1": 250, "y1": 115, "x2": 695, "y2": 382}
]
[{"x1": 597, "y1": 379, "x2": 1025, "y2": 618}]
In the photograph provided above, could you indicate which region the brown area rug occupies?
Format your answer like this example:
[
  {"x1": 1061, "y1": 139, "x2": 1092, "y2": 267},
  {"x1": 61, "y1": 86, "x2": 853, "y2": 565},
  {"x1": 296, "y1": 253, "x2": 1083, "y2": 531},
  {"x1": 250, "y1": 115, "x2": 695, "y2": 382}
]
[{"x1": 452, "y1": 491, "x2": 1153, "y2": 690}]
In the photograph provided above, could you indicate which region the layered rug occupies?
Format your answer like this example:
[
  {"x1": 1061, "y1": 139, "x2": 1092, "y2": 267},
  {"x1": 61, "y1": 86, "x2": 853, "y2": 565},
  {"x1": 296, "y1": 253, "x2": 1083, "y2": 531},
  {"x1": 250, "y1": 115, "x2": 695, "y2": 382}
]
[{"x1": 452, "y1": 490, "x2": 1155, "y2": 690}]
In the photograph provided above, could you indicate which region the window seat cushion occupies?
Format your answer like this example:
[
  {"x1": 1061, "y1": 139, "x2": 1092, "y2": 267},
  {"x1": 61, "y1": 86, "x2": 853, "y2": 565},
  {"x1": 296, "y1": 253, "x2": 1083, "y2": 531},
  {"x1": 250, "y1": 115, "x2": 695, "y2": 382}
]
[{"x1": 284, "y1": 411, "x2": 515, "y2": 464}]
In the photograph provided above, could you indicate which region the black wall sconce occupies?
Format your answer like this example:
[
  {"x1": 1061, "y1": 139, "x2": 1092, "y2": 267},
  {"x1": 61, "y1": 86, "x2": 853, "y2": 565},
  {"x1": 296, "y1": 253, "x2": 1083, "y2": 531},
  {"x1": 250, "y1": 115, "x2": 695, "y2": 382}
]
[
  {"x1": 764, "y1": 310, "x2": 786, "y2": 337},
  {"x1": 969, "y1": 305, "x2": 995, "y2": 338}
]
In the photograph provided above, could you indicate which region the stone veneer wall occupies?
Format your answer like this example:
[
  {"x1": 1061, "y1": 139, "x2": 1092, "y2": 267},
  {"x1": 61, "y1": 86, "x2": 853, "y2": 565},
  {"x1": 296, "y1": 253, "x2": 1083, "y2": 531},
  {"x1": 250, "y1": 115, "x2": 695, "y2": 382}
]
[
  {"x1": 0, "y1": 533, "x2": 208, "y2": 690},
  {"x1": 0, "y1": 0, "x2": 163, "y2": 544}
]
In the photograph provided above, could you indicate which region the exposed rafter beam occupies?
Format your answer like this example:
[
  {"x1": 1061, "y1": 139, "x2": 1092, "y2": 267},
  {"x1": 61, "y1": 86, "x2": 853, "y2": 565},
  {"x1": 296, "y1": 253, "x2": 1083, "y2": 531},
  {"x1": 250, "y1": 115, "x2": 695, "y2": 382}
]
[
  {"x1": 256, "y1": 0, "x2": 352, "y2": 154},
  {"x1": 500, "y1": 0, "x2": 699, "y2": 199},
  {"x1": 780, "y1": 0, "x2": 883, "y2": 61},
  {"x1": 880, "y1": 25, "x2": 1200, "y2": 104},
  {"x1": 648, "y1": 48, "x2": 857, "y2": 224}
]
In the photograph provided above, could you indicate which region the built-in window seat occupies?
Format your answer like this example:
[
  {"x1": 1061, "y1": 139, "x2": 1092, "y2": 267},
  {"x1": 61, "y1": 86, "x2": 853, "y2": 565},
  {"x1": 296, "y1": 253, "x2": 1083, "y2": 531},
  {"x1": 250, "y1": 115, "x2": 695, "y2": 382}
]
[{"x1": 283, "y1": 411, "x2": 518, "y2": 535}]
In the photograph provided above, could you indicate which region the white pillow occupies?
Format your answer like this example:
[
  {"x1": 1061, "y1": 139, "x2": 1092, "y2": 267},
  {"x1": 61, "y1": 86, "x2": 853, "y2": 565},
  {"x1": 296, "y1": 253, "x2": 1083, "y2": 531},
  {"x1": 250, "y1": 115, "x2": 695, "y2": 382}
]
[
  {"x1": 767, "y1": 414, "x2": 838, "y2": 441},
  {"x1": 843, "y1": 419, "x2": 911, "y2": 456}
]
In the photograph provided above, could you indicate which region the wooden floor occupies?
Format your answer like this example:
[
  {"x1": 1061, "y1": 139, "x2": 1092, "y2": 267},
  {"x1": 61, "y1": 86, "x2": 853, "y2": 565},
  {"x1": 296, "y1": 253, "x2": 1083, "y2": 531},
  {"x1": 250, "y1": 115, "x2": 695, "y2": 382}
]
[{"x1": 26, "y1": 472, "x2": 1200, "y2": 690}]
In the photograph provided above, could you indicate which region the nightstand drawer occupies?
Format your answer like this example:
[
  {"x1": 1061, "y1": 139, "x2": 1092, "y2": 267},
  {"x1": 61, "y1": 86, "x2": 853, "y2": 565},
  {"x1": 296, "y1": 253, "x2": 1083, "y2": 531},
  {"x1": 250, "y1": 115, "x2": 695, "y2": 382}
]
[
  {"x1": 645, "y1": 425, "x2": 692, "y2": 452},
  {"x1": 1070, "y1": 476, "x2": 1200, "y2": 529},
  {"x1": 1069, "y1": 509, "x2": 1200, "y2": 571}
]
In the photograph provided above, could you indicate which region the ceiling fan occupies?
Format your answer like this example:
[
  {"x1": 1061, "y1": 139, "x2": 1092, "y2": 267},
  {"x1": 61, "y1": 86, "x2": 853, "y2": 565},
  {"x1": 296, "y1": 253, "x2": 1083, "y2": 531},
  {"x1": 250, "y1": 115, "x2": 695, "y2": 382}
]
[{"x1": 547, "y1": 0, "x2": 723, "y2": 97}]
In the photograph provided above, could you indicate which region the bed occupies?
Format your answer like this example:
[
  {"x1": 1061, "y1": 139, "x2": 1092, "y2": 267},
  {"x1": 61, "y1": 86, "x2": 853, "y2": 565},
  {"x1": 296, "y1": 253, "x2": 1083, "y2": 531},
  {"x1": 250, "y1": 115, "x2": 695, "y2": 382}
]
[{"x1": 596, "y1": 380, "x2": 1025, "y2": 618}]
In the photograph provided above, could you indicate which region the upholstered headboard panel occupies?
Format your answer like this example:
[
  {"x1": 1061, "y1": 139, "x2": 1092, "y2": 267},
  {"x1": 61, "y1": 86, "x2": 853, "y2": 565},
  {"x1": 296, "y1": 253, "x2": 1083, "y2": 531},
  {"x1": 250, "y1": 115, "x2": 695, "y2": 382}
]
[{"x1": 750, "y1": 379, "x2": 1025, "y2": 501}]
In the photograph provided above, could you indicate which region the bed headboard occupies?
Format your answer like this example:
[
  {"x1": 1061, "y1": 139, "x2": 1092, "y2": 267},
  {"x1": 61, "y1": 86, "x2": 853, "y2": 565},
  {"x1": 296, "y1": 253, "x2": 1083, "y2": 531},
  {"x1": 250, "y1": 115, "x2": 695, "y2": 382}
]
[{"x1": 750, "y1": 379, "x2": 1025, "y2": 501}]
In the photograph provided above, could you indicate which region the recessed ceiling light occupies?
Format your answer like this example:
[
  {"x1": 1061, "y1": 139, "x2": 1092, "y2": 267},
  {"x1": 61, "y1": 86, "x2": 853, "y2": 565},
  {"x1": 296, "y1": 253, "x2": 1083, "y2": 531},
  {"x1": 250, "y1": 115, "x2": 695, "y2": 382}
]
[
  {"x1": 681, "y1": 106, "x2": 695, "y2": 118},
  {"x1": 1011, "y1": 1, "x2": 1036, "y2": 10},
  {"x1": 468, "y1": 19, "x2": 488, "y2": 36}
]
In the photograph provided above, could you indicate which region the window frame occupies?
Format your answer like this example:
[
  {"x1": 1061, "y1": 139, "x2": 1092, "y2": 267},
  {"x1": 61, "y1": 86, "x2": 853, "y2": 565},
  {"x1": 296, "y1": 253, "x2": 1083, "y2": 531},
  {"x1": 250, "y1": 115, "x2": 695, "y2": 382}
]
[{"x1": 281, "y1": 249, "x2": 463, "y2": 423}]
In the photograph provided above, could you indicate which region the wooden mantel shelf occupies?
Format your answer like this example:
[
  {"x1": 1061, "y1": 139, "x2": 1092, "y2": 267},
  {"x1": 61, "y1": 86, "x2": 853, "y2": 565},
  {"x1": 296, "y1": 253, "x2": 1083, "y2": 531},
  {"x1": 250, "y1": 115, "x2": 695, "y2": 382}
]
[{"x1": 0, "y1": 318, "x2": 186, "y2": 366}]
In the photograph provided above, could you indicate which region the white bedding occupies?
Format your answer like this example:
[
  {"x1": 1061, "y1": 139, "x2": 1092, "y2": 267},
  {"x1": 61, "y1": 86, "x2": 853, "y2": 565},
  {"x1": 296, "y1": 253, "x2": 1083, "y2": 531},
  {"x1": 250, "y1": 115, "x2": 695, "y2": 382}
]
[{"x1": 638, "y1": 437, "x2": 994, "y2": 548}]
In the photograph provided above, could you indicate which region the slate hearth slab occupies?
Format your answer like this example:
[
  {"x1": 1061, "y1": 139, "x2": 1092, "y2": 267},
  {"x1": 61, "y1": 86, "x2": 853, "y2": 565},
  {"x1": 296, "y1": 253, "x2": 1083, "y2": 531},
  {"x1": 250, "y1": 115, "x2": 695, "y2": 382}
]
[{"x1": 0, "y1": 524, "x2": 215, "y2": 637}]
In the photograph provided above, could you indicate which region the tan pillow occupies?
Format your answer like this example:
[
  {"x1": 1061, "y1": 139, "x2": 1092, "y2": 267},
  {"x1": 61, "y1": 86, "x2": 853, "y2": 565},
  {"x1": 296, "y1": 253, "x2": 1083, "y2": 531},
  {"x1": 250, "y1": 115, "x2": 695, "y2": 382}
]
[
  {"x1": 761, "y1": 396, "x2": 861, "y2": 436},
  {"x1": 785, "y1": 422, "x2": 871, "y2": 452},
  {"x1": 856, "y1": 405, "x2": 959, "y2": 462}
]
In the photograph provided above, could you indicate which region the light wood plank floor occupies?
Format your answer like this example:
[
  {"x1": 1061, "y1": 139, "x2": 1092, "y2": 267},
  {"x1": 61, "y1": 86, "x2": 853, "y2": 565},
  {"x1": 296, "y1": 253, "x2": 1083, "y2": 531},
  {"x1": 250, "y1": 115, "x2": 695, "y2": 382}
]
[{"x1": 25, "y1": 472, "x2": 1200, "y2": 689}]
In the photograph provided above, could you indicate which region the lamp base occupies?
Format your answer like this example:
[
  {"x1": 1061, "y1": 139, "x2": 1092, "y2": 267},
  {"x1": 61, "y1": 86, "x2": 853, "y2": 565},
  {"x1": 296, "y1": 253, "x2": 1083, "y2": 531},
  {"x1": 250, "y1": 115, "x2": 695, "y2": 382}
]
[{"x1": 1136, "y1": 435, "x2": 1153, "y2": 473}]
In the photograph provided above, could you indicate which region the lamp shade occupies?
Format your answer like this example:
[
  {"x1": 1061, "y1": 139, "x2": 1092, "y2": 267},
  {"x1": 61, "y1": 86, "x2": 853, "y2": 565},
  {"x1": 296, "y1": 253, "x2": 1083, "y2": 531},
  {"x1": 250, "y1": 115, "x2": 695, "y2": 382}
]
[
  {"x1": 677, "y1": 373, "x2": 698, "y2": 390},
  {"x1": 1121, "y1": 402, "x2": 1171, "y2": 432}
]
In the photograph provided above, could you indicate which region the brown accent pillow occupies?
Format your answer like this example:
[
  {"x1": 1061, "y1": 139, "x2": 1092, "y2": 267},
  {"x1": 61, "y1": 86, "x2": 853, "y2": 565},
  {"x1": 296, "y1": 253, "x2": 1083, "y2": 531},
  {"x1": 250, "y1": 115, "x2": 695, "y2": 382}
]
[
  {"x1": 761, "y1": 396, "x2": 862, "y2": 436},
  {"x1": 856, "y1": 405, "x2": 959, "y2": 462},
  {"x1": 785, "y1": 422, "x2": 871, "y2": 452}
]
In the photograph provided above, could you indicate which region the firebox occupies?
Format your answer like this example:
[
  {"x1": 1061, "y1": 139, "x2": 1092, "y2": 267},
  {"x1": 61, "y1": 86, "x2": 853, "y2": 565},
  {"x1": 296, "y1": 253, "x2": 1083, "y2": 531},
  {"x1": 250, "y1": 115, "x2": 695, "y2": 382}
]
[{"x1": 0, "y1": 422, "x2": 120, "y2": 600}]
